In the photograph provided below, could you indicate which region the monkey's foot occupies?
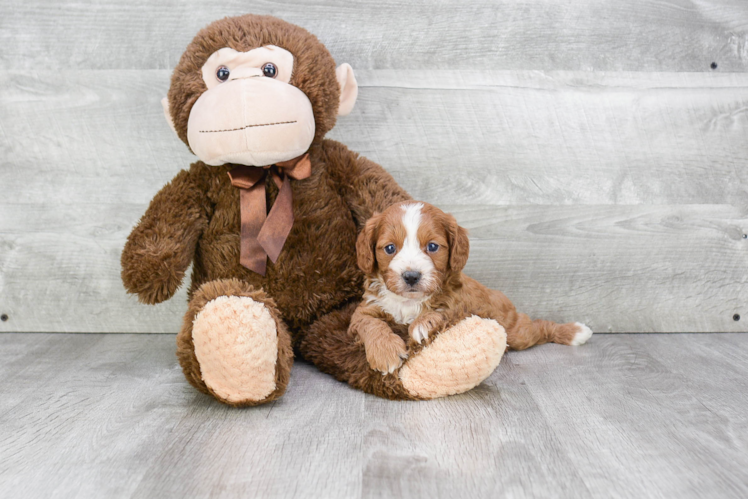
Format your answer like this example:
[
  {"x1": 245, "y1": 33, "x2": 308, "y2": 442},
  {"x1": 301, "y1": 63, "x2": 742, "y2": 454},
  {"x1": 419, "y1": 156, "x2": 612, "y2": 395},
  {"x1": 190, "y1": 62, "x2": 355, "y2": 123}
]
[
  {"x1": 177, "y1": 279, "x2": 293, "y2": 406},
  {"x1": 193, "y1": 295, "x2": 279, "y2": 403},
  {"x1": 399, "y1": 316, "x2": 506, "y2": 399}
]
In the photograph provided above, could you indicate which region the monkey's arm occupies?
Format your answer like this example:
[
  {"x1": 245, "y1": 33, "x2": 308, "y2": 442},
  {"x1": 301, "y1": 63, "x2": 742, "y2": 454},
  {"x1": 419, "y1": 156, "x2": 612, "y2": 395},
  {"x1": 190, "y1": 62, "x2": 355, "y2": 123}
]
[
  {"x1": 322, "y1": 140, "x2": 411, "y2": 228},
  {"x1": 121, "y1": 168, "x2": 209, "y2": 305}
]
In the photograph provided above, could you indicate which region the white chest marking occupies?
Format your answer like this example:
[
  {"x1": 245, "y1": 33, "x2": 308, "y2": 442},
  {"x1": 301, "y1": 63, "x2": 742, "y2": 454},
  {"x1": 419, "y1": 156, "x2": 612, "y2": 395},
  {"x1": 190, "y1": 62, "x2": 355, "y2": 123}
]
[
  {"x1": 366, "y1": 280, "x2": 428, "y2": 325},
  {"x1": 366, "y1": 279, "x2": 425, "y2": 325}
]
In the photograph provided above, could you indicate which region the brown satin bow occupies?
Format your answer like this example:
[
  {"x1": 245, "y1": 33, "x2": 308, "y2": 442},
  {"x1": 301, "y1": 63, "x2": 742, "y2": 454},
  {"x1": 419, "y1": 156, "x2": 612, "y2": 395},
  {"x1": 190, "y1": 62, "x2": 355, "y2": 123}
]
[{"x1": 228, "y1": 153, "x2": 311, "y2": 276}]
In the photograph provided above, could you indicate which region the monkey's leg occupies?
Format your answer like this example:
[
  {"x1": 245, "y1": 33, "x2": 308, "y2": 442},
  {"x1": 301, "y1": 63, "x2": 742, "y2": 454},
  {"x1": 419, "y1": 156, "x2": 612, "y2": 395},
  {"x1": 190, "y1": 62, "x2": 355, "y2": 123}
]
[
  {"x1": 177, "y1": 278, "x2": 293, "y2": 406},
  {"x1": 504, "y1": 313, "x2": 593, "y2": 351},
  {"x1": 299, "y1": 306, "x2": 506, "y2": 400}
]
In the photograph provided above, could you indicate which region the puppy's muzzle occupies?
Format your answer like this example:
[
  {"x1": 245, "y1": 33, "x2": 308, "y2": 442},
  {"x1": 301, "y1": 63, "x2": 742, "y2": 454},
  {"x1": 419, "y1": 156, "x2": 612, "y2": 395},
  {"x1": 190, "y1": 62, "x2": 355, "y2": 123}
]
[{"x1": 402, "y1": 271, "x2": 421, "y2": 287}]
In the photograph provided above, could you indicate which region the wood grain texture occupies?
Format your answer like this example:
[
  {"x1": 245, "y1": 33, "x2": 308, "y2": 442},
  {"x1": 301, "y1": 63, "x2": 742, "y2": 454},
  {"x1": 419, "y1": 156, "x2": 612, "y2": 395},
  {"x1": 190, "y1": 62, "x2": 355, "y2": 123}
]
[
  {"x1": 1, "y1": 332, "x2": 747, "y2": 497},
  {"x1": 1, "y1": 0, "x2": 747, "y2": 72},
  {"x1": 1, "y1": 203, "x2": 745, "y2": 333},
  {"x1": 3, "y1": 70, "x2": 747, "y2": 206},
  {"x1": 1, "y1": 69, "x2": 747, "y2": 333},
  {"x1": 342, "y1": 71, "x2": 748, "y2": 207},
  {"x1": 457, "y1": 203, "x2": 748, "y2": 333},
  {"x1": 515, "y1": 333, "x2": 748, "y2": 498}
]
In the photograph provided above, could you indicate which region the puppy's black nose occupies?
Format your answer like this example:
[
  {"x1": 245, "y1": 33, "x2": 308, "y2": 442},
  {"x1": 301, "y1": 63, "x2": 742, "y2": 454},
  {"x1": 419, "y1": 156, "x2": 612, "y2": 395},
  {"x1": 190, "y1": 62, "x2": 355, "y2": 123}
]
[{"x1": 402, "y1": 271, "x2": 421, "y2": 286}]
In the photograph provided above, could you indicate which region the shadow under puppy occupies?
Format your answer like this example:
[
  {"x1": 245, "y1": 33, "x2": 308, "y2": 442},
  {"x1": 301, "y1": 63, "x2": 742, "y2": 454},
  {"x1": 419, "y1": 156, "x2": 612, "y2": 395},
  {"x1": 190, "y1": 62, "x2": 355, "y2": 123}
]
[{"x1": 350, "y1": 201, "x2": 593, "y2": 374}]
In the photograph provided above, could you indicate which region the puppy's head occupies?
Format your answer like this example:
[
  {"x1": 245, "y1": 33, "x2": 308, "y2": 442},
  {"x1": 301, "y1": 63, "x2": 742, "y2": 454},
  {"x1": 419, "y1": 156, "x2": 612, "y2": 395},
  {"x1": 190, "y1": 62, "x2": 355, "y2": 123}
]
[{"x1": 356, "y1": 201, "x2": 469, "y2": 298}]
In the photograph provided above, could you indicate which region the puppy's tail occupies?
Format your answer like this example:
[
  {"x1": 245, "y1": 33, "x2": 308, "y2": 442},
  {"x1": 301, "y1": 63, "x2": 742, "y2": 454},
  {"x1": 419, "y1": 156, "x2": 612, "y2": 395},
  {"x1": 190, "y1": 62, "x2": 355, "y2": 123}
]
[{"x1": 505, "y1": 313, "x2": 593, "y2": 351}]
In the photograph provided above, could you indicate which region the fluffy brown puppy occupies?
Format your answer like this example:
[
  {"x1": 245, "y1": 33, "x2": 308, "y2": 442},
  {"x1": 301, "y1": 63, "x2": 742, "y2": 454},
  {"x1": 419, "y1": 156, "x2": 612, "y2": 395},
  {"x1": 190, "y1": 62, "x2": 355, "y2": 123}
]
[
  {"x1": 351, "y1": 201, "x2": 593, "y2": 374},
  {"x1": 122, "y1": 14, "x2": 507, "y2": 404}
]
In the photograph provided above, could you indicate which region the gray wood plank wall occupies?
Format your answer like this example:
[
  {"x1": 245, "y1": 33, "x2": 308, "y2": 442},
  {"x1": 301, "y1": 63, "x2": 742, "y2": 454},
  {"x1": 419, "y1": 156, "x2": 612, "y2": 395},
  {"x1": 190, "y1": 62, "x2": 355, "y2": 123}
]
[{"x1": 1, "y1": 0, "x2": 747, "y2": 333}]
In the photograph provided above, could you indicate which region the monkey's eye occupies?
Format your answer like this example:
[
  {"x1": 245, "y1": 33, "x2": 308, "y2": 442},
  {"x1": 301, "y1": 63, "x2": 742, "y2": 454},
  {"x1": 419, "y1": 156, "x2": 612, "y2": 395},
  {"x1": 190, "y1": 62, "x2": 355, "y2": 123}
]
[
  {"x1": 384, "y1": 244, "x2": 396, "y2": 255},
  {"x1": 262, "y1": 62, "x2": 278, "y2": 78},
  {"x1": 216, "y1": 66, "x2": 230, "y2": 82},
  {"x1": 427, "y1": 242, "x2": 439, "y2": 253}
]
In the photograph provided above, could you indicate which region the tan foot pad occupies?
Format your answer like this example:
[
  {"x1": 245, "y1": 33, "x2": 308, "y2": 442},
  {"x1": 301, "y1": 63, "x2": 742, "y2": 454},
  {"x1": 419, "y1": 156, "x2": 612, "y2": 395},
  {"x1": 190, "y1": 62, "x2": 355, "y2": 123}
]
[
  {"x1": 192, "y1": 296, "x2": 278, "y2": 403},
  {"x1": 399, "y1": 316, "x2": 507, "y2": 399}
]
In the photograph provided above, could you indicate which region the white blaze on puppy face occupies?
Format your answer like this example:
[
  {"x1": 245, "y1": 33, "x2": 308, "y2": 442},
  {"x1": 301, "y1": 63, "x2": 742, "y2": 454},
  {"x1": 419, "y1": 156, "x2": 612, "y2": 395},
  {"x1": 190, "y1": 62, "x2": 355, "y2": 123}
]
[{"x1": 386, "y1": 203, "x2": 436, "y2": 296}]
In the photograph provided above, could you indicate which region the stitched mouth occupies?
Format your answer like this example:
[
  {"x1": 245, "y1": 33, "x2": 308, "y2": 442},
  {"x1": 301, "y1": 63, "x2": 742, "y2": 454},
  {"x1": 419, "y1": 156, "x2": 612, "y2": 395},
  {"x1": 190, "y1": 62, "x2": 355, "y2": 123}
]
[{"x1": 199, "y1": 120, "x2": 297, "y2": 133}]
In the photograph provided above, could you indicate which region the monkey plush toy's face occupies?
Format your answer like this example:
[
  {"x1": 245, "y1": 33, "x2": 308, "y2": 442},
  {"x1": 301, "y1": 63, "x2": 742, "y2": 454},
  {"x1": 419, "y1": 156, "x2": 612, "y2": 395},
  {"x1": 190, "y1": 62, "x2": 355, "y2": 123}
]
[
  {"x1": 187, "y1": 45, "x2": 314, "y2": 166},
  {"x1": 162, "y1": 15, "x2": 359, "y2": 167}
]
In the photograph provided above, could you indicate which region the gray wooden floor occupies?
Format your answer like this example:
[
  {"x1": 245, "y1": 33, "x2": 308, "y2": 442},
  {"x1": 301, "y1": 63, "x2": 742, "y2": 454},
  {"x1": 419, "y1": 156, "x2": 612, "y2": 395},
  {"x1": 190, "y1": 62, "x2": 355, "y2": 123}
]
[{"x1": 1, "y1": 333, "x2": 746, "y2": 498}]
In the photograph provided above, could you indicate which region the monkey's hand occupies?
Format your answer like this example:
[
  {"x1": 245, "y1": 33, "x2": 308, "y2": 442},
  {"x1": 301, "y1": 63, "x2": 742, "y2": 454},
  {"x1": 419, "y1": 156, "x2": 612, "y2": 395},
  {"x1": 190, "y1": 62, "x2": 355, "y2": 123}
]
[
  {"x1": 409, "y1": 311, "x2": 446, "y2": 344},
  {"x1": 121, "y1": 169, "x2": 208, "y2": 305}
]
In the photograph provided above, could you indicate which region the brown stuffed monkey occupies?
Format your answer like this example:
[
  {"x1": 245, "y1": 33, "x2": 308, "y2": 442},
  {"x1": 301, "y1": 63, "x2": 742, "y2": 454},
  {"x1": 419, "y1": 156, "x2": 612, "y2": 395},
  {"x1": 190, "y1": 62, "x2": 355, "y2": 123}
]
[{"x1": 121, "y1": 14, "x2": 506, "y2": 405}]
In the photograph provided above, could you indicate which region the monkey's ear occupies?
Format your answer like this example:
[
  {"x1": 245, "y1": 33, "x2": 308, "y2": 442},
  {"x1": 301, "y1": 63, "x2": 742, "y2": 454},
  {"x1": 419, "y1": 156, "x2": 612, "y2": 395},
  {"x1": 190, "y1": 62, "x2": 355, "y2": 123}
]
[
  {"x1": 335, "y1": 63, "x2": 358, "y2": 116},
  {"x1": 161, "y1": 97, "x2": 177, "y2": 135}
]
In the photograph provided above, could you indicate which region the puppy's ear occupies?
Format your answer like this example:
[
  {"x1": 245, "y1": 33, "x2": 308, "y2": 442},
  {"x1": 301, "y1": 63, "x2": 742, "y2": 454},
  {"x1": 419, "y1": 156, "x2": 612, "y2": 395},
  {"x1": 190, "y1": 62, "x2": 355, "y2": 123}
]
[
  {"x1": 445, "y1": 214, "x2": 470, "y2": 273},
  {"x1": 356, "y1": 215, "x2": 380, "y2": 274}
]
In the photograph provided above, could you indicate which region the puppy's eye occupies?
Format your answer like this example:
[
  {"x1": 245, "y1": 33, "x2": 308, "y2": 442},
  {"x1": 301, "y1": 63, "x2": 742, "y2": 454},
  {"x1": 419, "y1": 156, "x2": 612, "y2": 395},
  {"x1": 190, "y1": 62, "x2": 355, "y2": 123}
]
[
  {"x1": 216, "y1": 66, "x2": 230, "y2": 82},
  {"x1": 427, "y1": 242, "x2": 439, "y2": 253},
  {"x1": 384, "y1": 244, "x2": 396, "y2": 255},
  {"x1": 262, "y1": 62, "x2": 278, "y2": 78}
]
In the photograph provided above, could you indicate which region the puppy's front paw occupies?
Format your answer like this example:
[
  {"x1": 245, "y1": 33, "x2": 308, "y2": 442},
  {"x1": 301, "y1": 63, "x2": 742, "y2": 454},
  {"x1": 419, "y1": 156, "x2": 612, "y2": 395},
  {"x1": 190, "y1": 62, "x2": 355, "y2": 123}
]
[
  {"x1": 409, "y1": 312, "x2": 445, "y2": 344},
  {"x1": 366, "y1": 333, "x2": 408, "y2": 374},
  {"x1": 410, "y1": 323, "x2": 429, "y2": 344}
]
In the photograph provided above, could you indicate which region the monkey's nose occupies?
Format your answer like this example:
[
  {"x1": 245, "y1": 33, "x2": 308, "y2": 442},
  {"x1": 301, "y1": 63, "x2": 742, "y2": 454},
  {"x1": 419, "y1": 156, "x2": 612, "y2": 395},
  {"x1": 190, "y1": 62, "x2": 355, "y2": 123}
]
[{"x1": 402, "y1": 271, "x2": 421, "y2": 287}]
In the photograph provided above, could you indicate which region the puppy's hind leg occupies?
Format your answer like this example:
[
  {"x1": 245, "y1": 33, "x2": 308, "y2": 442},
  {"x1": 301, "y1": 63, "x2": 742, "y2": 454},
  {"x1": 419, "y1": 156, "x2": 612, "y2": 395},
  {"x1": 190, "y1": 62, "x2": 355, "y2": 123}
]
[{"x1": 506, "y1": 313, "x2": 593, "y2": 350}]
